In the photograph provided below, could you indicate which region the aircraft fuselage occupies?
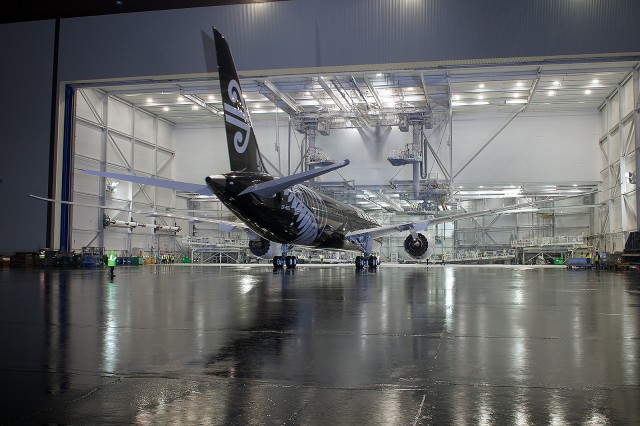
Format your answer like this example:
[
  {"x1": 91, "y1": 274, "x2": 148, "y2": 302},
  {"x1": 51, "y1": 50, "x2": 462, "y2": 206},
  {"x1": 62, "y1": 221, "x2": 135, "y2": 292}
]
[{"x1": 206, "y1": 171, "x2": 380, "y2": 251}]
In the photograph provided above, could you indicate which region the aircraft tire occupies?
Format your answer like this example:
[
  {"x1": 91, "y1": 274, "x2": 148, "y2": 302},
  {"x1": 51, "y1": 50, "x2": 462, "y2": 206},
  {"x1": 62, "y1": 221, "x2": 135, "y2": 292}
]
[
  {"x1": 273, "y1": 256, "x2": 284, "y2": 268},
  {"x1": 368, "y1": 256, "x2": 378, "y2": 269},
  {"x1": 355, "y1": 256, "x2": 365, "y2": 270},
  {"x1": 285, "y1": 256, "x2": 297, "y2": 269}
]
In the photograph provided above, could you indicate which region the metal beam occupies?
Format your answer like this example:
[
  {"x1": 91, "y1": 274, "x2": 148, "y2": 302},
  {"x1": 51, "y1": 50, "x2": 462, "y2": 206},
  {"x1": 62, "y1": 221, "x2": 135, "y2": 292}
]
[
  {"x1": 263, "y1": 79, "x2": 303, "y2": 114},
  {"x1": 183, "y1": 94, "x2": 221, "y2": 116},
  {"x1": 422, "y1": 126, "x2": 451, "y2": 181},
  {"x1": 634, "y1": 67, "x2": 640, "y2": 230},
  {"x1": 363, "y1": 76, "x2": 384, "y2": 109},
  {"x1": 318, "y1": 76, "x2": 349, "y2": 112},
  {"x1": 453, "y1": 106, "x2": 525, "y2": 179},
  {"x1": 419, "y1": 72, "x2": 432, "y2": 110}
]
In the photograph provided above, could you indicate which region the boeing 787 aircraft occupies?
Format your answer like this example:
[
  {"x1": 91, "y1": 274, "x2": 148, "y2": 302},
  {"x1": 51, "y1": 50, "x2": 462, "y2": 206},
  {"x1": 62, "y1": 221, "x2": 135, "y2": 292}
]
[{"x1": 34, "y1": 28, "x2": 590, "y2": 269}]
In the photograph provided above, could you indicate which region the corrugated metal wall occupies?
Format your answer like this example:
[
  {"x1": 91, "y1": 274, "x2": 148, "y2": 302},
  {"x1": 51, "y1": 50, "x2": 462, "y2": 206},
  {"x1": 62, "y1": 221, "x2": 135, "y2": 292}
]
[{"x1": 58, "y1": 0, "x2": 640, "y2": 81}]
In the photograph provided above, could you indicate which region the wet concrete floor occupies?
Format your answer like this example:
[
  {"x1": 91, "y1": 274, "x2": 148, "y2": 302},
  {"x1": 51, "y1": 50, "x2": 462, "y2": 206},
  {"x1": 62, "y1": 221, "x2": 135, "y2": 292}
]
[{"x1": 0, "y1": 264, "x2": 639, "y2": 424}]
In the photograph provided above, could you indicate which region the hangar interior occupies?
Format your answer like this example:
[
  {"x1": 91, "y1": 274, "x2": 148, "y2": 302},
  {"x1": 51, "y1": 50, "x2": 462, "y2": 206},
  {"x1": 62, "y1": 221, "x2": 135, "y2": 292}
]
[{"x1": 67, "y1": 58, "x2": 639, "y2": 263}]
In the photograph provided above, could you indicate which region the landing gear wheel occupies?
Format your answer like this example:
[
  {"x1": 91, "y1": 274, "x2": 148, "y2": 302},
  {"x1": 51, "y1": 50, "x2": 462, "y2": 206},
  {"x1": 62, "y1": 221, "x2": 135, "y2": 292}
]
[
  {"x1": 272, "y1": 256, "x2": 285, "y2": 268},
  {"x1": 285, "y1": 256, "x2": 297, "y2": 269},
  {"x1": 355, "y1": 256, "x2": 366, "y2": 270},
  {"x1": 368, "y1": 256, "x2": 378, "y2": 269}
]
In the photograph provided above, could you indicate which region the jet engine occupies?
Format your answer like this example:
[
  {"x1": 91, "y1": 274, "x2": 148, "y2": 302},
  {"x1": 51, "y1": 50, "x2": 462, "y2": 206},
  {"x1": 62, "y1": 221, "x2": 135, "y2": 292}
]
[
  {"x1": 404, "y1": 233, "x2": 434, "y2": 260},
  {"x1": 248, "y1": 238, "x2": 277, "y2": 259}
]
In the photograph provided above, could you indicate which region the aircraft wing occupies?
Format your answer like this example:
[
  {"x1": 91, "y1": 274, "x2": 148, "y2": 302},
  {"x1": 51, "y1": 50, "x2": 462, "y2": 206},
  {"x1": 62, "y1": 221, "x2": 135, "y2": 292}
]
[
  {"x1": 426, "y1": 191, "x2": 596, "y2": 226},
  {"x1": 81, "y1": 170, "x2": 211, "y2": 195},
  {"x1": 345, "y1": 191, "x2": 596, "y2": 240},
  {"x1": 346, "y1": 220, "x2": 430, "y2": 240},
  {"x1": 28, "y1": 195, "x2": 248, "y2": 232}
]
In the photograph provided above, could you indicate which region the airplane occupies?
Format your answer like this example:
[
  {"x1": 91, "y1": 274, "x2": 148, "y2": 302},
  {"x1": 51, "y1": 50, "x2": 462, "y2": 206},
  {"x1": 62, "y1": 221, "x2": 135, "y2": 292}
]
[{"x1": 33, "y1": 28, "x2": 595, "y2": 270}]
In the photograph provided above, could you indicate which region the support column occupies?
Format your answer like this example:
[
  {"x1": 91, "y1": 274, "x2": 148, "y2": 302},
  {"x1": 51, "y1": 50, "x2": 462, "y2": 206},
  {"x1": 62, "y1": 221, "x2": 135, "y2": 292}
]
[
  {"x1": 606, "y1": 99, "x2": 615, "y2": 251},
  {"x1": 306, "y1": 123, "x2": 317, "y2": 186},
  {"x1": 98, "y1": 94, "x2": 108, "y2": 251},
  {"x1": 634, "y1": 68, "x2": 640, "y2": 230},
  {"x1": 412, "y1": 123, "x2": 421, "y2": 199}
]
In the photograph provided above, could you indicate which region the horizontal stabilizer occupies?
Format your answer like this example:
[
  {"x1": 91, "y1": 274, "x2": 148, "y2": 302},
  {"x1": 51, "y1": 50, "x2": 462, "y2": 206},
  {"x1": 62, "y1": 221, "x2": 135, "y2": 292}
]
[
  {"x1": 238, "y1": 160, "x2": 350, "y2": 197},
  {"x1": 81, "y1": 170, "x2": 211, "y2": 195}
]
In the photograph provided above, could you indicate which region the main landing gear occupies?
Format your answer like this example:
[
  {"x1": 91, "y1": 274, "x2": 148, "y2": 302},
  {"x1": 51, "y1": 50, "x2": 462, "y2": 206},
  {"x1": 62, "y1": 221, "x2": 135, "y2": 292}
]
[
  {"x1": 273, "y1": 244, "x2": 297, "y2": 269},
  {"x1": 273, "y1": 255, "x2": 297, "y2": 269},
  {"x1": 355, "y1": 254, "x2": 379, "y2": 270}
]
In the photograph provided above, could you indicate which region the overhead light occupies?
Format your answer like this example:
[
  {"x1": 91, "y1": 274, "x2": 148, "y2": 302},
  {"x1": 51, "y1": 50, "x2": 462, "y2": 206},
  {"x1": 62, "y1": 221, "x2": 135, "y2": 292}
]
[
  {"x1": 572, "y1": 184, "x2": 577, "y2": 187},
  {"x1": 478, "y1": 83, "x2": 485, "y2": 89},
  {"x1": 547, "y1": 91, "x2": 556, "y2": 96},
  {"x1": 163, "y1": 106, "x2": 170, "y2": 112},
  {"x1": 376, "y1": 73, "x2": 383, "y2": 77},
  {"x1": 207, "y1": 95, "x2": 214, "y2": 101},
  {"x1": 192, "y1": 105, "x2": 199, "y2": 110},
  {"x1": 305, "y1": 91, "x2": 311, "y2": 96},
  {"x1": 178, "y1": 96, "x2": 184, "y2": 102},
  {"x1": 146, "y1": 98, "x2": 153, "y2": 103},
  {"x1": 516, "y1": 82, "x2": 524, "y2": 87},
  {"x1": 553, "y1": 80, "x2": 560, "y2": 86},
  {"x1": 452, "y1": 94, "x2": 460, "y2": 101},
  {"x1": 584, "y1": 89, "x2": 592, "y2": 95},
  {"x1": 406, "y1": 87, "x2": 414, "y2": 92},
  {"x1": 479, "y1": 186, "x2": 484, "y2": 188},
  {"x1": 506, "y1": 99, "x2": 528, "y2": 104},
  {"x1": 478, "y1": 95, "x2": 484, "y2": 100},
  {"x1": 592, "y1": 79, "x2": 600, "y2": 84},
  {"x1": 473, "y1": 101, "x2": 489, "y2": 105}
]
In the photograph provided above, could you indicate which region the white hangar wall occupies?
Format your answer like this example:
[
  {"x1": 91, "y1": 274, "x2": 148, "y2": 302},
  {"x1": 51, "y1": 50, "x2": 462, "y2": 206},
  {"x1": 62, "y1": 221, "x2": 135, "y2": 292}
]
[
  {"x1": 72, "y1": 89, "x2": 177, "y2": 254},
  {"x1": 173, "y1": 111, "x2": 599, "y2": 189},
  {"x1": 595, "y1": 75, "x2": 638, "y2": 252}
]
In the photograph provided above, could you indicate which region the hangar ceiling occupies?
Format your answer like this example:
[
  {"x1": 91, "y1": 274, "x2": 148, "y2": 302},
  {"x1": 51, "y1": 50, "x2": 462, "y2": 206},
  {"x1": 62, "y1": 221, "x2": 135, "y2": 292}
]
[
  {"x1": 84, "y1": 58, "x2": 638, "y2": 126},
  {"x1": 75, "y1": 57, "x2": 638, "y2": 213}
]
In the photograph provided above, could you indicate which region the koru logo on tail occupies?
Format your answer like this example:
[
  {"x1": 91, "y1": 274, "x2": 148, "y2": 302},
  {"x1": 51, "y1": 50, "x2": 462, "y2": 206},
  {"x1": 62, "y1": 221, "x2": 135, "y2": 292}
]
[{"x1": 224, "y1": 79, "x2": 251, "y2": 154}]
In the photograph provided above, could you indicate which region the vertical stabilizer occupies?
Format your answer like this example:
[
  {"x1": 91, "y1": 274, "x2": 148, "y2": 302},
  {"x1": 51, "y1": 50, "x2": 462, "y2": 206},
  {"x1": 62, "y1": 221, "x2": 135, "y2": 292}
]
[{"x1": 214, "y1": 28, "x2": 265, "y2": 173}]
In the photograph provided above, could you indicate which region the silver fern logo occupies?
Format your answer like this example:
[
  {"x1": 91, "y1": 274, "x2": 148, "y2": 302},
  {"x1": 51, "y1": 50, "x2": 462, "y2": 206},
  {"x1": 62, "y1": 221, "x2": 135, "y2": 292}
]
[
  {"x1": 224, "y1": 79, "x2": 251, "y2": 154},
  {"x1": 284, "y1": 186, "x2": 327, "y2": 245}
]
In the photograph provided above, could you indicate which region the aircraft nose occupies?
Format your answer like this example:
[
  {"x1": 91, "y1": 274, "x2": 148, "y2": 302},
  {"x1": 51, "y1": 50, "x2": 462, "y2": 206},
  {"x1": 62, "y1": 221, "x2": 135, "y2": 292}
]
[{"x1": 206, "y1": 174, "x2": 227, "y2": 191}]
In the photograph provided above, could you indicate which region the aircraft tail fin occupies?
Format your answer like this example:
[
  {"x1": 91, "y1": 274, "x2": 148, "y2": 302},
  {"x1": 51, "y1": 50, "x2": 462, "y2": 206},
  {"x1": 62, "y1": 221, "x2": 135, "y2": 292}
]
[{"x1": 214, "y1": 28, "x2": 266, "y2": 173}]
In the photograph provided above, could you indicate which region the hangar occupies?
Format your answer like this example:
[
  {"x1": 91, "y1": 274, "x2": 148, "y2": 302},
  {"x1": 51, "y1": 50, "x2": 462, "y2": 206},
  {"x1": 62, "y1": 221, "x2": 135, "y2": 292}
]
[{"x1": 1, "y1": 0, "x2": 639, "y2": 423}]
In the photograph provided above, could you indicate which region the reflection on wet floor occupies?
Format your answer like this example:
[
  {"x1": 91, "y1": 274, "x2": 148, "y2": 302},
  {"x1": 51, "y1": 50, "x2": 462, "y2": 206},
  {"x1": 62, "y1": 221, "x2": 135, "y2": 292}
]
[{"x1": 0, "y1": 265, "x2": 639, "y2": 424}]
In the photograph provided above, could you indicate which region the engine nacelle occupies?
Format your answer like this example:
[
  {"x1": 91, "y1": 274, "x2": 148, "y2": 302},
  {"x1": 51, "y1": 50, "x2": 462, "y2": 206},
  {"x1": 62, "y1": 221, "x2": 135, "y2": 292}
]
[
  {"x1": 248, "y1": 238, "x2": 277, "y2": 259},
  {"x1": 404, "y1": 233, "x2": 434, "y2": 260}
]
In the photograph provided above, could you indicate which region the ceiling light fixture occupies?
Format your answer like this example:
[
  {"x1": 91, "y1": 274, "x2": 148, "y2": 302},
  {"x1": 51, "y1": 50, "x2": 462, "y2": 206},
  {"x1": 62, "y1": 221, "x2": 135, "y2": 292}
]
[
  {"x1": 208, "y1": 95, "x2": 214, "y2": 101},
  {"x1": 584, "y1": 89, "x2": 592, "y2": 95},
  {"x1": 479, "y1": 83, "x2": 485, "y2": 89},
  {"x1": 592, "y1": 79, "x2": 599, "y2": 84},
  {"x1": 146, "y1": 98, "x2": 153, "y2": 103},
  {"x1": 547, "y1": 91, "x2": 556, "y2": 96},
  {"x1": 516, "y1": 82, "x2": 523, "y2": 87},
  {"x1": 163, "y1": 106, "x2": 170, "y2": 112},
  {"x1": 178, "y1": 96, "x2": 184, "y2": 102},
  {"x1": 553, "y1": 80, "x2": 560, "y2": 86}
]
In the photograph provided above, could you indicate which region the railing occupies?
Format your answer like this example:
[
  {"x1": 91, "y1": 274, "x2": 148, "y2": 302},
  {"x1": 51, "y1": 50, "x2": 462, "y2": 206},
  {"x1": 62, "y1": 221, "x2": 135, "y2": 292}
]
[
  {"x1": 511, "y1": 236, "x2": 585, "y2": 248},
  {"x1": 451, "y1": 249, "x2": 516, "y2": 261}
]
